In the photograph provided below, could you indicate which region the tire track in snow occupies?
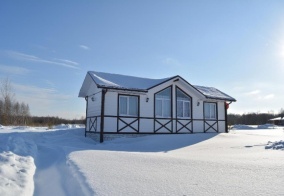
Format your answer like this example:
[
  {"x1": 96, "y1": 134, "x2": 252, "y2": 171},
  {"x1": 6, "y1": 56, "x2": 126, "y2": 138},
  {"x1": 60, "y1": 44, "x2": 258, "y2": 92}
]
[{"x1": 33, "y1": 138, "x2": 91, "y2": 196}]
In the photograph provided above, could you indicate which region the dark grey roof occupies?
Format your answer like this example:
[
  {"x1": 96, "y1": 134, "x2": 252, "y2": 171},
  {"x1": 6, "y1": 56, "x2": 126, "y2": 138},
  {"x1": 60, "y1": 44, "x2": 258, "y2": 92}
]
[
  {"x1": 194, "y1": 85, "x2": 236, "y2": 102},
  {"x1": 88, "y1": 71, "x2": 175, "y2": 92},
  {"x1": 81, "y1": 71, "x2": 236, "y2": 102}
]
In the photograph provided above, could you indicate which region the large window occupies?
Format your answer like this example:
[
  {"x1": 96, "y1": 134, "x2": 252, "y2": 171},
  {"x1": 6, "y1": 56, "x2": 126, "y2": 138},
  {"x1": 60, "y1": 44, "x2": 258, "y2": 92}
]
[
  {"x1": 176, "y1": 88, "x2": 191, "y2": 118},
  {"x1": 204, "y1": 102, "x2": 217, "y2": 119},
  {"x1": 155, "y1": 87, "x2": 171, "y2": 117},
  {"x1": 119, "y1": 95, "x2": 138, "y2": 116}
]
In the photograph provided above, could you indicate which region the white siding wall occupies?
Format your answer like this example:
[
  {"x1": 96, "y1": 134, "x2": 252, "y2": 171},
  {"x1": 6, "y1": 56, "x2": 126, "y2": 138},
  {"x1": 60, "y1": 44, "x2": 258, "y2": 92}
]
[
  {"x1": 101, "y1": 91, "x2": 116, "y2": 133},
  {"x1": 85, "y1": 84, "x2": 102, "y2": 133},
  {"x1": 139, "y1": 94, "x2": 153, "y2": 133},
  {"x1": 175, "y1": 81, "x2": 204, "y2": 133},
  {"x1": 146, "y1": 80, "x2": 175, "y2": 133},
  {"x1": 217, "y1": 102, "x2": 226, "y2": 132},
  {"x1": 87, "y1": 78, "x2": 227, "y2": 133},
  {"x1": 87, "y1": 92, "x2": 101, "y2": 117}
]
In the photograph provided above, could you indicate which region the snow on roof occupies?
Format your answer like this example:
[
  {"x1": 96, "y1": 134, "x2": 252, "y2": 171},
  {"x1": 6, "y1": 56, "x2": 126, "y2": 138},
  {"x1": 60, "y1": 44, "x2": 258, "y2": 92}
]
[
  {"x1": 194, "y1": 85, "x2": 236, "y2": 102},
  {"x1": 268, "y1": 117, "x2": 284, "y2": 121},
  {"x1": 88, "y1": 71, "x2": 175, "y2": 92},
  {"x1": 81, "y1": 71, "x2": 236, "y2": 101}
]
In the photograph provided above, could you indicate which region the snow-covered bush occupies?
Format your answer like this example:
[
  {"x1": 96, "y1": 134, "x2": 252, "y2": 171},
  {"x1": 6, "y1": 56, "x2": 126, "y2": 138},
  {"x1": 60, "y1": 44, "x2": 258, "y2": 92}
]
[{"x1": 265, "y1": 140, "x2": 284, "y2": 150}]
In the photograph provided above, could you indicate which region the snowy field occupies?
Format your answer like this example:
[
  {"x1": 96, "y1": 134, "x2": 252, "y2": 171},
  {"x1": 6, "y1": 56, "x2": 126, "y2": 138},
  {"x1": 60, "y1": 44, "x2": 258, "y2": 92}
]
[{"x1": 0, "y1": 124, "x2": 283, "y2": 196}]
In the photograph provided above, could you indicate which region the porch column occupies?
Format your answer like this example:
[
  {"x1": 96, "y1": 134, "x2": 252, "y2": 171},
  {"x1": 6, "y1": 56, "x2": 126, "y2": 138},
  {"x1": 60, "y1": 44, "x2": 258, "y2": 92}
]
[
  {"x1": 85, "y1": 96, "x2": 88, "y2": 137},
  {"x1": 100, "y1": 89, "x2": 107, "y2": 143},
  {"x1": 225, "y1": 102, "x2": 228, "y2": 133}
]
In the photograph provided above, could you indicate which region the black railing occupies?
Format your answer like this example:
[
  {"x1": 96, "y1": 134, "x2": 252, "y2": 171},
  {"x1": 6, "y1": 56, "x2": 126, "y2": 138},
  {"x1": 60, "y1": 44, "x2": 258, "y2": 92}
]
[
  {"x1": 176, "y1": 119, "x2": 193, "y2": 133},
  {"x1": 118, "y1": 116, "x2": 139, "y2": 133},
  {"x1": 204, "y1": 120, "x2": 218, "y2": 133},
  {"x1": 86, "y1": 115, "x2": 225, "y2": 135}
]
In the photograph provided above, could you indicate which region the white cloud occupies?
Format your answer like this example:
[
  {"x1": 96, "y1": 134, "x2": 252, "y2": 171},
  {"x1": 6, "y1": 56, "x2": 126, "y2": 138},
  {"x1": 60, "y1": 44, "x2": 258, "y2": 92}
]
[
  {"x1": 162, "y1": 57, "x2": 182, "y2": 67},
  {"x1": 54, "y1": 58, "x2": 79, "y2": 66},
  {"x1": 5, "y1": 51, "x2": 80, "y2": 70},
  {"x1": 263, "y1": 94, "x2": 275, "y2": 99},
  {"x1": 79, "y1": 45, "x2": 90, "y2": 50},
  {"x1": 13, "y1": 83, "x2": 71, "y2": 101},
  {"x1": 43, "y1": 80, "x2": 55, "y2": 87},
  {"x1": 245, "y1": 90, "x2": 260, "y2": 95},
  {"x1": 244, "y1": 90, "x2": 275, "y2": 100},
  {"x1": 0, "y1": 65, "x2": 31, "y2": 75},
  {"x1": 12, "y1": 83, "x2": 75, "y2": 117}
]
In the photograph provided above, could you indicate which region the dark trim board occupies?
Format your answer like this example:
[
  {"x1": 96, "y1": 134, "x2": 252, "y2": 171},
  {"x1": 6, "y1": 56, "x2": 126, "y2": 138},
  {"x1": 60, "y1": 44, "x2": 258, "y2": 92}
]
[
  {"x1": 100, "y1": 89, "x2": 107, "y2": 142},
  {"x1": 117, "y1": 93, "x2": 140, "y2": 133},
  {"x1": 85, "y1": 115, "x2": 227, "y2": 142},
  {"x1": 84, "y1": 96, "x2": 88, "y2": 137},
  {"x1": 203, "y1": 102, "x2": 219, "y2": 133},
  {"x1": 154, "y1": 85, "x2": 173, "y2": 133},
  {"x1": 225, "y1": 102, "x2": 228, "y2": 133},
  {"x1": 84, "y1": 85, "x2": 229, "y2": 142},
  {"x1": 176, "y1": 119, "x2": 193, "y2": 133},
  {"x1": 175, "y1": 86, "x2": 193, "y2": 133},
  {"x1": 118, "y1": 117, "x2": 139, "y2": 133}
]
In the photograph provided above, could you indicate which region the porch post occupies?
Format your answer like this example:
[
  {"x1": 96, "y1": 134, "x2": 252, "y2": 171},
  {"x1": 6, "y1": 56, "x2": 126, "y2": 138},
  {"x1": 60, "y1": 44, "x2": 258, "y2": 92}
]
[
  {"x1": 100, "y1": 89, "x2": 107, "y2": 143},
  {"x1": 85, "y1": 96, "x2": 88, "y2": 137},
  {"x1": 225, "y1": 102, "x2": 228, "y2": 133}
]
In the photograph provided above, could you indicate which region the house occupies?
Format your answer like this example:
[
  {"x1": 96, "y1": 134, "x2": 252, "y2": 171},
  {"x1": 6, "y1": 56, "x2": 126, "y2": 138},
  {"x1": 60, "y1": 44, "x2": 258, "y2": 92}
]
[
  {"x1": 268, "y1": 117, "x2": 284, "y2": 126},
  {"x1": 78, "y1": 71, "x2": 236, "y2": 142}
]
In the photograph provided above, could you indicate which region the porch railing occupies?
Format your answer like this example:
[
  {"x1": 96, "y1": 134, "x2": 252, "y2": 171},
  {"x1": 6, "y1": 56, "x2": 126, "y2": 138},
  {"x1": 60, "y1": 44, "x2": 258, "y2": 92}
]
[{"x1": 85, "y1": 115, "x2": 225, "y2": 135}]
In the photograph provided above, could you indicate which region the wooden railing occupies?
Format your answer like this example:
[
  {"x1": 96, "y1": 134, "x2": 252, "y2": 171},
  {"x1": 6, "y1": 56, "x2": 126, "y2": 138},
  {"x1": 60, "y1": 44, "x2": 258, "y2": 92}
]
[{"x1": 86, "y1": 115, "x2": 224, "y2": 134}]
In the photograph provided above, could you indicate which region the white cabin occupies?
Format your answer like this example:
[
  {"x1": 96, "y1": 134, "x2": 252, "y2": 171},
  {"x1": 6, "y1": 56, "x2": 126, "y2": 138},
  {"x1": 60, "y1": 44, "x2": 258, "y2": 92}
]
[{"x1": 79, "y1": 71, "x2": 236, "y2": 142}]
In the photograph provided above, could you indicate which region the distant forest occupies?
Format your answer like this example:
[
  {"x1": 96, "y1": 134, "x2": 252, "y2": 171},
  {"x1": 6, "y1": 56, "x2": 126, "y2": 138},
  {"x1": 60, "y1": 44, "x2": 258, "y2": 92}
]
[
  {"x1": 228, "y1": 109, "x2": 284, "y2": 125},
  {"x1": 29, "y1": 116, "x2": 84, "y2": 127},
  {"x1": 1, "y1": 77, "x2": 284, "y2": 127},
  {"x1": 16, "y1": 111, "x2": 284, "y2": 127},
  {"x1": 0, "y1": 78, "x2": 84, "y2": 127}
]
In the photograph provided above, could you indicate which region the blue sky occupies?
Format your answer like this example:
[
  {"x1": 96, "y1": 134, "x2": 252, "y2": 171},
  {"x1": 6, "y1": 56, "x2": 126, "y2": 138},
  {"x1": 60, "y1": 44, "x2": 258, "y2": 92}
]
[{"x1": 1, "y1": 0, "x2": 284, "y2": 119}]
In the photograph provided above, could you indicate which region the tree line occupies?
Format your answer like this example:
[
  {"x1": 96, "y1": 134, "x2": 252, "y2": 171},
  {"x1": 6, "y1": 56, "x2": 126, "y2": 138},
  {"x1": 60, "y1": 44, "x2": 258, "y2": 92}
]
[
  {"x1": 228, "y1": 109, "x2": 284, "y2": 126},
  {"x1": 0, "y1": 78, "x2": 84, "y2": 126},
  {"x1": 1, "y1": 77, "x2": 283, "y2": 127},
  {"x1": 31, "y1": 116, "x2": 84, "y2": 127},
  {"x1": 0, "y1": 78, "x2": 30, "y2": 125}
]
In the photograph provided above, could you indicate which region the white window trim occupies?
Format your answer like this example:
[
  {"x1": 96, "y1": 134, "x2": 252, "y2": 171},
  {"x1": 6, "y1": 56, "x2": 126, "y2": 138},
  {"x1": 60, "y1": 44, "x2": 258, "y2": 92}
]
[
  {"x1": 204, "y1": 102, "x2": 217, "y2": 119},
  {"x1": 155, "y1": 97, "x2": 171, "y2": 118},
  {"x1": 176, "y1": 88, "x2": 191, "y2": 119},
  {"x1": 177, "y1": 99, "x2": 191, "y2": 118},
  {"x1": 119, "y1": 95, "x2": 138, "y2": 117}
]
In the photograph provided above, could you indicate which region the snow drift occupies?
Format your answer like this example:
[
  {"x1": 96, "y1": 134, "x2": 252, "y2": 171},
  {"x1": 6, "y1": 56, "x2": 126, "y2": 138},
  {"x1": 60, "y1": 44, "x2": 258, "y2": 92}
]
[{"x1": 0, "y1": 124, "x2": 283, "y2": 196}]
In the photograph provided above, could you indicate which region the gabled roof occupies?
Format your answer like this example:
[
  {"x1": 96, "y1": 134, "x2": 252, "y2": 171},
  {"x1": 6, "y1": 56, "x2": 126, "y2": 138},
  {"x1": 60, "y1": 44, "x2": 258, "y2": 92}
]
[
  {"x1": 87, "y1": 71, "x2": 176, "y2": 92},
  {"x1": 79, "y1": 71, "x2": 236, "y2": 102},
  {"x1": 194, "y1": 85, "x2": 236, "y2": 102}
]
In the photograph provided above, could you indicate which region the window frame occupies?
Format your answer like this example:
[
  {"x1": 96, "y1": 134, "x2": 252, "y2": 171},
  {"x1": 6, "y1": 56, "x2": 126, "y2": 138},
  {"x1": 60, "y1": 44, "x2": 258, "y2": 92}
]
[
  {"x1": 118, "y1": 94, "x2": 139, "y2": 117},
  {"x1": 204, "y1": 102, "x2": 217, "y2": 120},
  {"x1": 176, "y1": 87, "x2": 192, "y2": 119},
  {"x1": 154, "y1": 86, "x2": 172, "y2": 118}
]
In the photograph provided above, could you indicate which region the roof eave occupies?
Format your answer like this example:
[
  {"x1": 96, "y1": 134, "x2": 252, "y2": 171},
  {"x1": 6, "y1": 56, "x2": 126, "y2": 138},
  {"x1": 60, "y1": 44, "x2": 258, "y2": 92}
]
[
  {"x1": 147, "y1": 75, "x2": 179, "y2": 90},
  {"x1": 97, "y1": 85, "x2": 148, "y2": 93},
  {"x1": 204, "y1": 96, "x2": 237, "y2": 102}
]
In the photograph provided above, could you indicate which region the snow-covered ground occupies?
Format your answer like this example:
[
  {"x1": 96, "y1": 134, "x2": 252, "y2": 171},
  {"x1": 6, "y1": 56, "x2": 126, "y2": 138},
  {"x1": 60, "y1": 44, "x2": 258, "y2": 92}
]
[{"x1": 0, "y1": 124, "x2": 283, "y2": 196}]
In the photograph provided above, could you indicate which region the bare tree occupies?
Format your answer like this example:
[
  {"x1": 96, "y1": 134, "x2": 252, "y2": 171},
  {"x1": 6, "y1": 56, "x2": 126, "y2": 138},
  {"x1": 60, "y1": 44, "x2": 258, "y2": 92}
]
[
  {"x1": 0, "y1": 78, "x2": 14, "y2": 100},
  {"x1": 0, "y1": 99, "x2": 3, "y2": 124},
  {"x1": 21, "y1": 103, "x2": 30, "y2": 125},
  {"x1": 0, "y1": 78, "x2": 31, "y2": 125},
  {"x1": 13, "y1": 101, "x2": 20, "y2": 125},
  {"x1": 0, "y1": 78, "x2": 14, "y2": 125},
  {"x1": 279, "y1": 108, "x2": 284, "y2": 118}
]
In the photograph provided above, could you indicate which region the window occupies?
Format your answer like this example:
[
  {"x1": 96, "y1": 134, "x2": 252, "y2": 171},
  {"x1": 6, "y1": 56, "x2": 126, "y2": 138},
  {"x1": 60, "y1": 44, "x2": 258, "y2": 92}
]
[
  {"x1": 176, "y1": 88, "x2": 191, "y2": 118},
  {"x1": 204, "y1": 102, "x2": 217, "y2": 119},
  {"x1": 119, "y1": 95, "x2": 138, "y2": 116},
  {"x1": 155, "y1": 87, "x2": 171, "y2": 117}
]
